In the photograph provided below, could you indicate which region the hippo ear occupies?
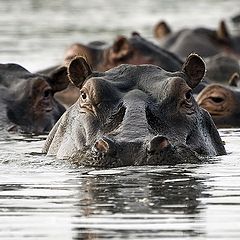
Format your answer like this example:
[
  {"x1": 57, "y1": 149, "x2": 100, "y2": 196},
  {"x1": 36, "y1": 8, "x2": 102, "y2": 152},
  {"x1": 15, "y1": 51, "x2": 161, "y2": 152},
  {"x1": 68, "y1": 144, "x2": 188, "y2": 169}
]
[
  {"x1": 216, "y1": 20, "x2": 230, "y2": 42},
  {"x1": 110, "y1": 36, "x2": 132, "y2": 61},
  {"x1": 47, "y1": 66, "x2": 69, "y2": 93},
  {"x1": 68, "y1": 56, "x2": 92, "y2": 88},
  {"x1": 228, "y1": 72, "x2": 240, "y2": 87},
  {"x1": 182, "y1": 54, "x2": 206, "y2": 89},
  {"x1": 153, "y1": 21, "x2": 171, "y2": 39}
]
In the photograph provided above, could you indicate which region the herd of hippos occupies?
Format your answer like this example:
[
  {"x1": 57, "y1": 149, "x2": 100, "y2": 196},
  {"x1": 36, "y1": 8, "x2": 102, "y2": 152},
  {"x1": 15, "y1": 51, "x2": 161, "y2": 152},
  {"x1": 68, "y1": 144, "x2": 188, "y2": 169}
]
[{"x1": 1, "y1": 17, "x2": 240, "y2": 167}]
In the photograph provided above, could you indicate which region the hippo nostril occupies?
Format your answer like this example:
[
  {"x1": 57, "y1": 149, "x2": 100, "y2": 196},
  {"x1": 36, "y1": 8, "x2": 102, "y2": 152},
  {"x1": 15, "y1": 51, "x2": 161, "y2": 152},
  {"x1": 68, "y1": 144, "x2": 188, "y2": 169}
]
[
  {"x1": 95, "y1": 139, "x2": 109, "y2": 153},
  {"x1": 148, "y1": 136, "x2": 170, "y2": 154},
  {"x1": 94, "y1": 137, "x2": 116, "y2": 155}
]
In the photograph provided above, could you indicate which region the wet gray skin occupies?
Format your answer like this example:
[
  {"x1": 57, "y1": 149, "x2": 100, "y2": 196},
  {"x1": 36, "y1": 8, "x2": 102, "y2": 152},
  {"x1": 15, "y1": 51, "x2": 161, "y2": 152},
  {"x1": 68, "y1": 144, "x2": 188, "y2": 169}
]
[
  {"x1": 43, "y1": 54, "x2": 226, "y2": 167},
  {"x1": 205, "y1": 53, "x2": 240, "y2": 85},
  {"x1": 0, "y1": 63, "x2": 69, "y2": 134}
]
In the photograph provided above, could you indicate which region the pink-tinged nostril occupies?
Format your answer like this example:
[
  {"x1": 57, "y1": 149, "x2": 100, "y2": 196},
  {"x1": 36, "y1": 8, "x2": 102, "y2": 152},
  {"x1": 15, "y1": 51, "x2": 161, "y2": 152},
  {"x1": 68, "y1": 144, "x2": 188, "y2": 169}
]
[
  {"x1": 94, "y1": 139, "x2": 109, "y2": 153},
  {"x1": 94, "y1": 137, "x2": 117, "y2": 155},
  {"x1": 149, "y1": 136, "x2": 170, "y2": 153}
]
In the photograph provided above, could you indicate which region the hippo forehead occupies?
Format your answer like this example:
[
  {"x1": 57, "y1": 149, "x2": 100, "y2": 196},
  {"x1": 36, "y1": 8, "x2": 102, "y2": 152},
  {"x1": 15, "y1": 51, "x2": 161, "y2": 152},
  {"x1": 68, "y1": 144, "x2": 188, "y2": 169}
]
[{"x1": 84, "y1": 64, "x2": 187, "y2": 100}]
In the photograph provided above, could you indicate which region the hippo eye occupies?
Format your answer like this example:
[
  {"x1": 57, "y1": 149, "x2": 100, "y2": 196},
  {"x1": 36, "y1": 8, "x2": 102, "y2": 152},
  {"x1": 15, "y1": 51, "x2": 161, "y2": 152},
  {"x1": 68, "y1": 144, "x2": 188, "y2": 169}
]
[
  {"x1": 43, "y1": 89, "x2": 52, "y2": 98},
  {"x1": 210, "y1": 96, "x2": 224, "y2": 103},
  {"x1": 80, "y1": 91, "x2": 87, "y2": 100},
  {"x1": 185, "y1": 90, "x2": 192, "y2": 101}
]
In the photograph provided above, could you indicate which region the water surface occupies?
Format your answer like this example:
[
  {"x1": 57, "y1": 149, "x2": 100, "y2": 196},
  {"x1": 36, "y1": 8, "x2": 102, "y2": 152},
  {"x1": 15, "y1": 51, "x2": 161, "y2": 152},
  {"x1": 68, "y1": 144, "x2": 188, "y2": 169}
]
[{"x1": 0, "y1": 0, "x2": 240, "y2": 239}]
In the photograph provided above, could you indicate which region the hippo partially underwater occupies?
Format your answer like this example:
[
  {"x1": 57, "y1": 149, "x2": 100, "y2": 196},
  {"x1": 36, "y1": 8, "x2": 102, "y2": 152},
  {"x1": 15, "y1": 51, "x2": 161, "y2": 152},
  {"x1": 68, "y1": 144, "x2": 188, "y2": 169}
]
[
  {"x1": 154, "y1": 20, "x2": 240, "y2": 59},
  {"x1": 0, "y1": 63, "x2": 68, "y2": 134},
  {"x1": 43, "y1": 54, "x2": 226, "y2": 167},
  {"x1": 197, "y1": 82, "x2": 240, "y2": 128}
]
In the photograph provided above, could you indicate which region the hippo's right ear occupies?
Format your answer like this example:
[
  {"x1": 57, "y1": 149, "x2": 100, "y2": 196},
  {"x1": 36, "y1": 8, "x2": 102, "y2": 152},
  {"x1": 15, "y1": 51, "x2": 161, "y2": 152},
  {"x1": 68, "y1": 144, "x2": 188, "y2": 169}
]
[
  {"x1": 182, "y1": 54, "x2": 206, "y2": 89},
  {"x1": 153, "y1": 21, "x2": 171, "y2": 39},
  {"x1": 68, "y1": 57, "x2": 92, "y2": 88},
  {"x1": 216, "y1": 20, "x2": 230, "y2": 42}
]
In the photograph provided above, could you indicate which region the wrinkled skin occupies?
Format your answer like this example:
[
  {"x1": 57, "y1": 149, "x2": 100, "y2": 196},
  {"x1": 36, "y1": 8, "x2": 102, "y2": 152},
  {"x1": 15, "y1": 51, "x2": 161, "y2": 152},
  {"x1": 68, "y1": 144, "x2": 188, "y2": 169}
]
[
  {"x1": 43, "y1": 54, "x2": 226, "y2": 167},
  {"x1": 197, "y1": 84, "x2": 240, "y2": 128},
  {"x1": 154, "y1": 20, "x2": 240, "y2": 59},
  {"x1": 0, "y1": 63, "x2": 69, "y2": 134}
]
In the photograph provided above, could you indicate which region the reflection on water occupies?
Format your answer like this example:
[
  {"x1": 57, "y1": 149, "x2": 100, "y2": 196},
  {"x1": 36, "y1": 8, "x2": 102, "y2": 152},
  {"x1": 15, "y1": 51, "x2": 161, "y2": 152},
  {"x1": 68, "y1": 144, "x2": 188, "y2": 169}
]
[
  {"x1": 1, "y1": 0, "x2": 240, "y2": 239},
  {"x1": 0, "y1": 130, "x2": 240, "y2": 239}
]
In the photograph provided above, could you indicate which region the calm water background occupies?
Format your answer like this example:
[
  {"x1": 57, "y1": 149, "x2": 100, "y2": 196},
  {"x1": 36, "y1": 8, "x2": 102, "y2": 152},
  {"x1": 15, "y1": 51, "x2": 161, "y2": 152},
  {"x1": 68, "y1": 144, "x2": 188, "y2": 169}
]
[{"x1": 0, "y1": 0, "x2": 240, "y2": 239}]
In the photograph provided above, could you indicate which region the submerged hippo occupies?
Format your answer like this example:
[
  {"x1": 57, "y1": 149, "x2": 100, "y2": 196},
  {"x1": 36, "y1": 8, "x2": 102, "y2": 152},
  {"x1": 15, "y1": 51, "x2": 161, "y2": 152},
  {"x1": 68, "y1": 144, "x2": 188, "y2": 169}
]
[
  {"x1": 64, "y1": 32, "x2": 183, "y2": 72},
  {"x1": 43, "y1": 54, "x2": 226, "y2": 167},
  {"x1": 154, "y1": 20, "x2": 240, "y2": 59},
  {"x1": 197, "y1": 83, "x2": 240, "y2": 128},
  {"x1": 0, "y1": 63, "x2": 69, "y2": 134},
  {"x1": 56, "y1": 33, "x2": 184, "y2": 107}
]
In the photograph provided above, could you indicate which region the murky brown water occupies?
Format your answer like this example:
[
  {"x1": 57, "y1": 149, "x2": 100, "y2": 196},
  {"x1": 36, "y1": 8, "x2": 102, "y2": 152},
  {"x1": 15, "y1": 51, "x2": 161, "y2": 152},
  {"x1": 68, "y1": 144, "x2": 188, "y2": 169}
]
[{"x1": 0, "y1": 0, "x2": 240, "y2": 239}]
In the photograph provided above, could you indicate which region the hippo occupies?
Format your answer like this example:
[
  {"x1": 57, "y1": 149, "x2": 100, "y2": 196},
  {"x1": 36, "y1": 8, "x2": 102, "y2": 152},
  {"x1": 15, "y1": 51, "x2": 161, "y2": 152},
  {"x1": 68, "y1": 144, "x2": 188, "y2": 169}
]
[
  {"x1": 56, "y1": 33, "x2": 184, "y2": 107},
  {"x1": 154, "y1": 20, "x2": 240, "y2": 59},
  {"x1": 197, "y1": 82, "x2": 240, "y2": 128},
  {"x1": 0, "y1": 63, "x2": 69, "y2": 134},
  {"x1": 43, "y1": 54, "x2": 226, "y2": 167},
  {"x1": 64, "y1": 32, "x2": 183, "y2": 72}
]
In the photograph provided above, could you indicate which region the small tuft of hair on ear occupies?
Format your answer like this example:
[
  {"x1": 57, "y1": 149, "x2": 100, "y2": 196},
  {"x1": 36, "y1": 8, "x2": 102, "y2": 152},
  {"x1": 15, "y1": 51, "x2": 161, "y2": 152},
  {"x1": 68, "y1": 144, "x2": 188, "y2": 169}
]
[
  {"x1": 228, "y1": 72, "x2": 240, "y2": 87},
  {"x1": 182, "y1": 53, "x2": 206, "y2": 89},
  {"x1": 153, "y1": 20, "x2": 171, "y2": 39},
  {"x1": 67, "y1": 56, "x2": 92, "y2": 88}
]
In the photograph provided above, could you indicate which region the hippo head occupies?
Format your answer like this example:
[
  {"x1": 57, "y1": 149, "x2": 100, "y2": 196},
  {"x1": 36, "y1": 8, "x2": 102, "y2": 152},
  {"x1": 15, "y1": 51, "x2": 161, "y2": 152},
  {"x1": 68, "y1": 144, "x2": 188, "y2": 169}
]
[
  {"x1": 43, "y1": 54, "x2": 226, "y2": 167},
  {"x1": 197, "y1": 82, "x2": 240, "y2": 128},
  {"x1": 64, "y1": 33, "x2": 183, "y2": 72},
  {"x1": 0, "y1": 64, "x2": 69, "y2": 134}
]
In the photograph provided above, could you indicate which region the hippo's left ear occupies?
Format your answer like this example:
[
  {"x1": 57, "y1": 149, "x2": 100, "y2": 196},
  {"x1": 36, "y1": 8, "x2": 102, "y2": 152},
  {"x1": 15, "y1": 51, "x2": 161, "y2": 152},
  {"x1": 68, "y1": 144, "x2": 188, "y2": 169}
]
[
  {"x1": 47, "y1": 66, "x2": 69, "y2": 93},
  {"x1": 182, "y1": 54, "x2": 206, "y2": 89},
  {"x1": 68, "y1": 56, "x2": 93, "y2": 88}
]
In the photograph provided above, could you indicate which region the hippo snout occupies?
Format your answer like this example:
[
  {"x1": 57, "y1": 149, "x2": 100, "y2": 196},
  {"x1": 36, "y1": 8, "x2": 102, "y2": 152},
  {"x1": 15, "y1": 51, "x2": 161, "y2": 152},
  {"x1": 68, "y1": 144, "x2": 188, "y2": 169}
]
[
  {"x1": 147, "y1": 136, "x2": 171, "y2": 154},
  {"x1": 93, "y1": 137, "x2": 117, "y2": 157}
]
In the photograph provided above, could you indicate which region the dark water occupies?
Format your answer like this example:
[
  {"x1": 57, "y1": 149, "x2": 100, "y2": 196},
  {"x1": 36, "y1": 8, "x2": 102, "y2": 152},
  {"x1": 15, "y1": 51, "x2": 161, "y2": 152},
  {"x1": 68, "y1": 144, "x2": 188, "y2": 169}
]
[{"x1": 0, "y1": 0, "x2": 240, "y2": 239}]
